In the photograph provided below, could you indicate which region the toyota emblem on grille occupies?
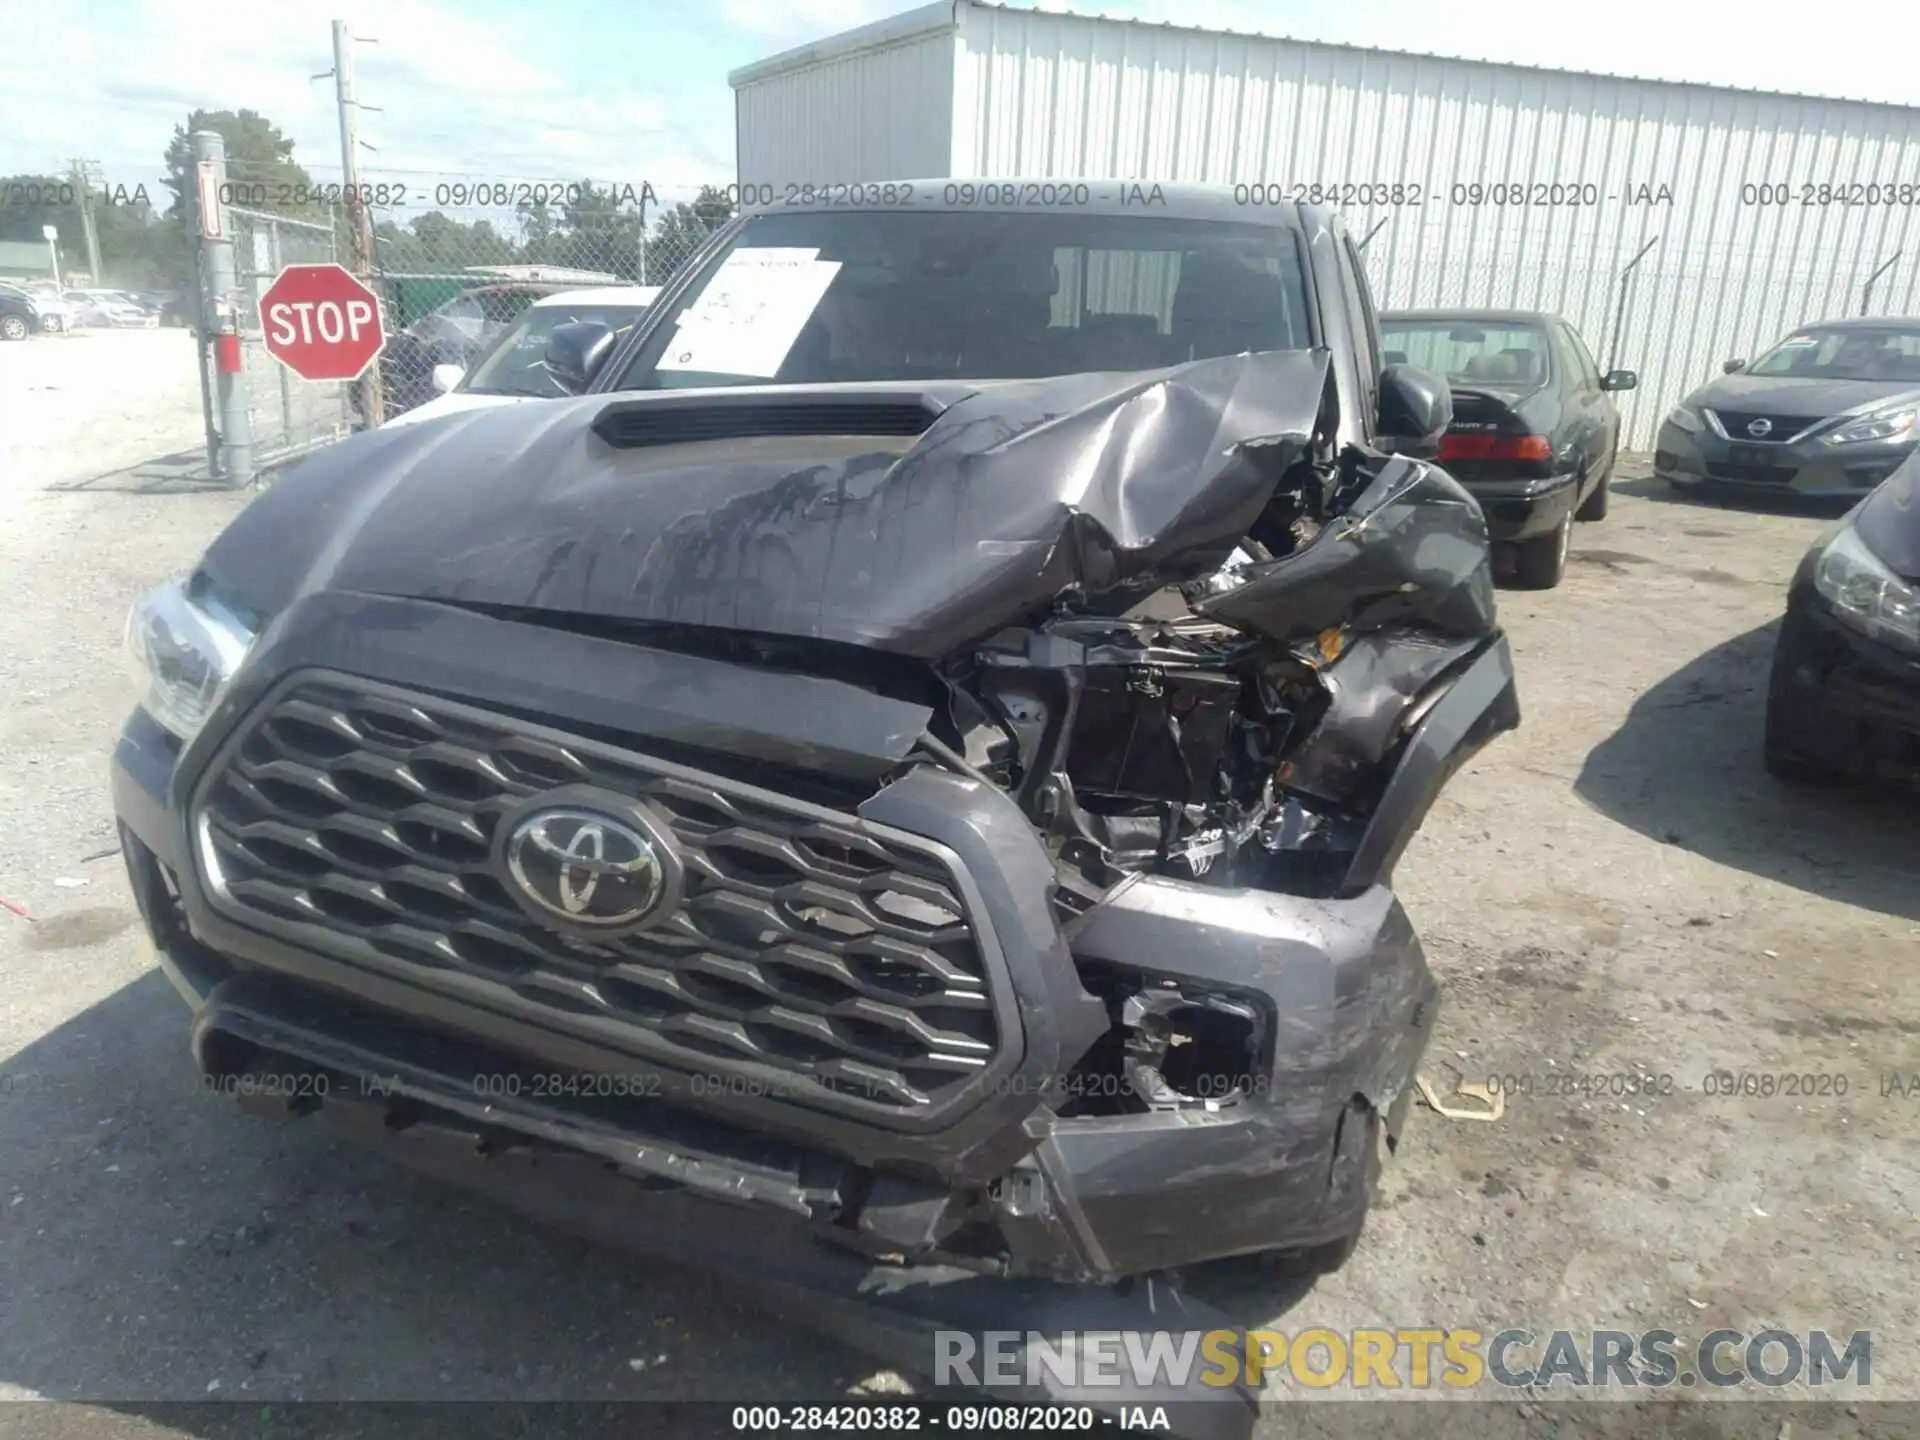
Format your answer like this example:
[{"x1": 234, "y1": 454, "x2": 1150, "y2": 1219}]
[
  {"x1": 1747, "y1": 417, "x2": 1773, "y2": 438},
  {"x1": 497, "y1": 789, "x2": 682, "y2": 935}
]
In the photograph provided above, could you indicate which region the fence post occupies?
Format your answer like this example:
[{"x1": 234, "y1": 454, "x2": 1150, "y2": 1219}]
[
  {"x1": 267, "y1": 216, "x2": 296, "y2": 453},
  {"x1": 192, "y1": 130, "x2": 254, "y2": 487}
]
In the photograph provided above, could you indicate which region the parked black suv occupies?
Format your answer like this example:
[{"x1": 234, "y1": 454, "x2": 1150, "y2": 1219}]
[{"x1": 114, "y1": 186, "x2": 1518, "y2": 1432}]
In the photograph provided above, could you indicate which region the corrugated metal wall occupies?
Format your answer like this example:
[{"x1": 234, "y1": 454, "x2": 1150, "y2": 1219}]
[
  {"x1": 733, "y1": 7, "x2": 957, "y2": 194},
  {"x1": 732, "y1": 1, "x2": 1920, "y2": 448},
  {"x1": 948, "y1": 3, "x2": 1920, "y2": 447}
]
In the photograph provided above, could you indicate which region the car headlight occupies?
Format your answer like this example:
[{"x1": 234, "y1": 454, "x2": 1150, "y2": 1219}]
[
  {"x1": 124, "y1": 577, "x2": 258, "y2": 741},
  {"x1": 1664, "y1": 404, "x2": 1703, "y2": 434},
  {"x1": 1822, "y1": 405, "x2": 1918, "y2": 447},
  {"x1": 1813, "y1": 523, "x2": 1920, "y2": 649}
]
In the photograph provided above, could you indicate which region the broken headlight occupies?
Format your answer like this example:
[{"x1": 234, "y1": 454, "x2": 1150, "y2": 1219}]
[
  {"x1": 124, "y1": 576, "x2": 259, "y2": 741},
  {"x1": 1813, "y1": 523, "x2": 1920, "y2": 650}
]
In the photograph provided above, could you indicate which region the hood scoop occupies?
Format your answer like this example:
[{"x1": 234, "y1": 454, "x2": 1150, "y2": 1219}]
[{"x1": 591, "y1": 394, "x2": 945, "y2": 449}]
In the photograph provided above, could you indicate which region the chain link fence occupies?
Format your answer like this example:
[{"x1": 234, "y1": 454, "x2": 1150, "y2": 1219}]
[
  {"x1": 192, "y1": 174, "x2": 731, "y2": 472},
  {"x1": 229, "y1": 205, "x2": 356, "y2": 466},
  {"x1": 353, "y1": 181, "x2": 726, "y2": 424}
]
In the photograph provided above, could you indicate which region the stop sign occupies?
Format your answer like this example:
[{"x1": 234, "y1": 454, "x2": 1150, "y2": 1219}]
[{"x1": 257, "y1": 263, "x2": 386, "y2": 382}]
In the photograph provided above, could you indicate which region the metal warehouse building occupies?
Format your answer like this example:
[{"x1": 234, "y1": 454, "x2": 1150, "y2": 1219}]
[{"x1": 731, "y1": 0, "x2": 1920, "y2": 447}]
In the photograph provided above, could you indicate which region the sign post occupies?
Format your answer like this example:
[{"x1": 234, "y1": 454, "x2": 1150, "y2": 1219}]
[{"x1": 257, "y1": 263, "x2": 387, "y2": 383}]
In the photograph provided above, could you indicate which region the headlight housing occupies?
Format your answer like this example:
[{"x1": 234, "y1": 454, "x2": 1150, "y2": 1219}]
[
  {"x1": 1664, "y1": 404, "x2": 1703, "y2": 434},
  {"x1": 1813, "y1": 524, "x2": 1920, "y2": 649},
  {"x1": 124, "y1": 577, "x2": 258, "y2": 741},
  {"x1": 1822, "y1": 405, "x2": 1919, "y2": 447}
]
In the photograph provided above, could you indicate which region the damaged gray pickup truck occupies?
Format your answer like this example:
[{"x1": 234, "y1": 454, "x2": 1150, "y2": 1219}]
[{"x1": 113, "y1": 186, "x2": 1518, "y2": 1433}]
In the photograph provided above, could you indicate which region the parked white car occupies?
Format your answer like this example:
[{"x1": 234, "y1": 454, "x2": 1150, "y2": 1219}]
[
  {"x1": 17, "y1": 283, "x2": 76, "y2": 333},
  {"x1": 384, "y1": 285, "x2": 659, "y2": 428},
  {"x1": 65, "y1": 289, "x2": 159, "y2": 328}
]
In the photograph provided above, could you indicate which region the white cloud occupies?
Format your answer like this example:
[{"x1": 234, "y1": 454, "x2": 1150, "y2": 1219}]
[
  {"x1": 722, "y1": 0, "x2": 900, "y2": 37},
  {"x1": 0, "y1": 0, "x2": 721, "y2": 209}
]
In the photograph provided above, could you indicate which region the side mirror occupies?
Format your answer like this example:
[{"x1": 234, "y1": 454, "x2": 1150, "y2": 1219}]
[
  {"x1": 1376, "y1": 362, "x2": 1452, "y2": 458},
  {"x1": 544, "y1": 321, "x2": 616, "y2": 395},
  {"x1": 430, "y1": 362, "x2": 463, "y2": 395},
  {"x1": 1601, "y1": 369, "x2": 1638, "y2": 392},
  {"x1": 1722, "y1": 358, "x2": 1747, "y2": 374}
]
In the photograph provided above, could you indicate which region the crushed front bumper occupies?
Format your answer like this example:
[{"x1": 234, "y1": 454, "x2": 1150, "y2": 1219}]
[{"x1": 107, "y1": 594, "x2": 1488, "y2": 1427}]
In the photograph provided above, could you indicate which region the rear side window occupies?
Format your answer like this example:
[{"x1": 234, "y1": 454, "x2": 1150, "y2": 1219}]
[
  {"x1": 1378, "y1": 319, "x2": 1554, "y2": 391},
  {"x1": 1560, "y1": 324, "x2": 1602, "y2": 390}
]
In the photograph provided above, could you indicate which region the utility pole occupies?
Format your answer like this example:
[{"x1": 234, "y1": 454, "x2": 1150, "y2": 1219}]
[
  {"x1": 331, "y1": 19, "x2": 384, "y2": 425},
  {"x1": 68, "y1": 159, "x2": 103, "y2": 281}
]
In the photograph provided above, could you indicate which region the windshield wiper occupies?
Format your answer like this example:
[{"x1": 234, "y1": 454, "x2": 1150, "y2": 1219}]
[{"x1": 467, "y1": 383, "x2": 556, "y2": 399}]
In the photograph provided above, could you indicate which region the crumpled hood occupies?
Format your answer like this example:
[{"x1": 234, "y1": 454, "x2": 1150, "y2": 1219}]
[{"x1": 202, "y1": 350, "x2": 1331, "y2": 660}]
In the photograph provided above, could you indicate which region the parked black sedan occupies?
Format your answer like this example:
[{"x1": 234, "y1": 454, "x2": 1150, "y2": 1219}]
[
  {"x1": 1382, "y1": 308, "x2": 1636, "y2": 589},
  {"x1": 1655, "y1": 318, "x2": 1920, "y2": 501},
  {"x1": 1764, "y1": 456, "x2": 1920, "y2": 785},
  {"x1": 0, "y1": 284, "x2": 39, "y2": 341}
]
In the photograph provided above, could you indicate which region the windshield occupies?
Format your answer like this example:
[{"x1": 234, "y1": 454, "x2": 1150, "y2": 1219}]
[
  {"x1": 462, "y1": 301, "x2": 653, "y2": 397},
  {"x1": 1380, "y1": 319, "x2": 1552, "y2": 390},
  {"x1": 1747, "y1": 326, "x2": 1920, "y2": 383},
  {"x1": 614, "y1": 209, "x2": 1314, "y2": 390}
]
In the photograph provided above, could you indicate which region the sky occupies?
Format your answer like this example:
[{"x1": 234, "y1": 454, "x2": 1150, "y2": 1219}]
[{"x1": 4, "y1": 0, "x2": 1918, "y2": 213}]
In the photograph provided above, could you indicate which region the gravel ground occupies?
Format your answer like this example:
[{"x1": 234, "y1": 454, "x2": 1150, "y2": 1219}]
[{"x1": 1, "y1": 332, "x2": 1915, "y2": 1433}]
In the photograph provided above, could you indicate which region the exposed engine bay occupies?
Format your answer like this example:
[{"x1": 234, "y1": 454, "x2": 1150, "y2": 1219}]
[{"x1": 925, "y1": 417, "x2": 1495, "y2": 920}]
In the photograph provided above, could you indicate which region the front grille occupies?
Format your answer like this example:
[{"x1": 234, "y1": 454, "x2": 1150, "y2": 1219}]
[
  {"x1": 1709, "y1": 410, "x2": 1825, "y2": 442},
  {"x1": 1705, "y1": 460, "x2": 1799, "y2": 484},
  {"x1": 193, "y1": 675, "x2": 1004, "y2": 1119}
]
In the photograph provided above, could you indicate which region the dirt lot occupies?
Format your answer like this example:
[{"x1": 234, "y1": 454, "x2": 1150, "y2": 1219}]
[{"x1": 1, "y1": 332, "x2": 1915, "y2": 1433}]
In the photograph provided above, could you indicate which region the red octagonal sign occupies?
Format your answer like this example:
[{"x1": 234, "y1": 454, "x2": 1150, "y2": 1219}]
[{"x1": 258, "y1": 263, "x2": 386, "y2": 382}]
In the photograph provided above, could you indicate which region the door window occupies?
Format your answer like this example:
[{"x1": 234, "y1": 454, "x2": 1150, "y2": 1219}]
[{"x1": 1561, "y1": 323, "x2": 1603, "y2": 391}]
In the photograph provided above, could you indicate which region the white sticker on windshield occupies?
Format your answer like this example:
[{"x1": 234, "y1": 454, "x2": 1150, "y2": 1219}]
[{"x1": 657, "y1": 247, "x2": 841, "y2": 378}]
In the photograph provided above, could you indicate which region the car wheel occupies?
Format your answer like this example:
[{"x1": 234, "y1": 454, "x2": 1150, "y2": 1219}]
[
  {"x1": 1575, "y1": 463, "x2": 1612, "y2": 521},
  {"x1": 0, "y1": 314, "x2": 29, "y2": 342},
  {"x1": 1511, "y1": 515, "x2": 1571, "y2": 590},
  {"x1": 38, "y1": 314, "x2": 61, "y2": 334}
]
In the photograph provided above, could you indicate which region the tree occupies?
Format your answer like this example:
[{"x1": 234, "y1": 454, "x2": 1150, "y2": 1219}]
[
  {"x1": 0, "y1": 174, "x2": 79, "y2": 262},
  {"x1": 161, "y1": 108, "x2": 322, "y2": 223},
  {"x1": 648, "y1": 185, "x2": 736, "y2": 283},
  {"x1": 372, "y1": 212, "x2": 517, "y2": 273},
  {"x1": 0, "y1": 171, "x2": 185, "y2": 288},
  {"x1": 557, "y1": 178, "x2": 647, "y2": 279}
]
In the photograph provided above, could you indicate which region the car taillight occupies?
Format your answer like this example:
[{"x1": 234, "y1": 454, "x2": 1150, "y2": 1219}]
[{"x1": 1438, "y1": 432, "x2": 1553, "y2": 462}]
